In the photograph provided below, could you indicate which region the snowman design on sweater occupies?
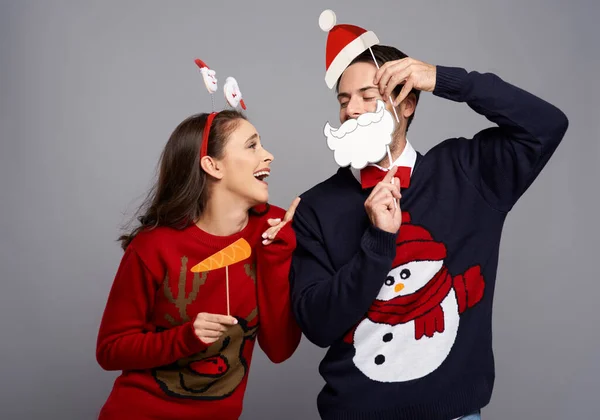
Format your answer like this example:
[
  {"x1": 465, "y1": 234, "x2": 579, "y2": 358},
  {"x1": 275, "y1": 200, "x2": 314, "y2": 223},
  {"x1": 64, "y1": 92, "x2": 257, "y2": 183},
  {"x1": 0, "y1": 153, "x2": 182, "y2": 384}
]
[{"x1": 344, "y1": 212, "x2": 486, "y2": 382}]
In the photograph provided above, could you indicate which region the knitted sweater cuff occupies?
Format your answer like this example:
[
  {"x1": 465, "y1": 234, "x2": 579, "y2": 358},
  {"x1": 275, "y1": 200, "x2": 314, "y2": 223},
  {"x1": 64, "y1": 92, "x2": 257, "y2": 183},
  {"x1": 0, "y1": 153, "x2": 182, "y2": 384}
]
[
  {"x1": 433, "y1": 65, "x2": 468, "y2": 100},
  {"x1": 362, "y1": 226, "x2": 397, "y2": 258}
]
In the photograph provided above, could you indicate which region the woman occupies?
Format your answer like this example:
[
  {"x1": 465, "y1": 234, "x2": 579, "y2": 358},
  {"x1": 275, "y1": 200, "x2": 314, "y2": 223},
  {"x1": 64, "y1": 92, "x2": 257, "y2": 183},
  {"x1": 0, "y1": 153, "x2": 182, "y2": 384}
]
[{"x1": 96, "y1": 110, "x2": 301, "y2": 419}]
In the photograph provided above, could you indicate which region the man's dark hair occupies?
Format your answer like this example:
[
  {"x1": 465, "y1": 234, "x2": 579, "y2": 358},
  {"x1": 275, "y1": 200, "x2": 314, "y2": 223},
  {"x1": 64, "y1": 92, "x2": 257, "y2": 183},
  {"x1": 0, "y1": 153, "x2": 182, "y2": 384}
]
[{"x1": 336, "y1": 45, "x2": 420, "y2": 131}]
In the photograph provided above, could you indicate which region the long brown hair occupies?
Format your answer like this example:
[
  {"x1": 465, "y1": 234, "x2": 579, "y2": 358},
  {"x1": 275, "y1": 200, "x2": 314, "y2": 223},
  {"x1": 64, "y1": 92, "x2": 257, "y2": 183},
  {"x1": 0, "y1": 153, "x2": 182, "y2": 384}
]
[{"x1": 118, "y1": 110, "x2": 247, "y2": 250}]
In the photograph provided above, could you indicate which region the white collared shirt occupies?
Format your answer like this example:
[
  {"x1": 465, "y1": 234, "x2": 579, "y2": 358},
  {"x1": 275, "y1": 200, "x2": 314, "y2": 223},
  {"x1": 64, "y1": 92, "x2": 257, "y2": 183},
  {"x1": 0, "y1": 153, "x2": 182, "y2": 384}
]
[{"x1": 349, "y1": 140, "x2": 417, "y2": 185}]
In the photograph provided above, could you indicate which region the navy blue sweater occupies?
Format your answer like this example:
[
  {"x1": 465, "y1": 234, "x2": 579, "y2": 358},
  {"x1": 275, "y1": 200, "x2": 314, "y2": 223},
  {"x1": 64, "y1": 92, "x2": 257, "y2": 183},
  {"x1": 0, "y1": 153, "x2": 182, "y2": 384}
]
[{"x1": 290, "y1": 66, "x2": 568, "y2": 420}]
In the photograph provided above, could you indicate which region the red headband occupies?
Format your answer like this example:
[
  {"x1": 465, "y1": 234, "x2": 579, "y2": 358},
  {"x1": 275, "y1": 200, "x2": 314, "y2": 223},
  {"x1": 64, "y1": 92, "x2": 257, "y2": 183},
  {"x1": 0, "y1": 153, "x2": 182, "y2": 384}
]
[{"x1": 200, "y1": 112, "x2": 218, "y2": 159}]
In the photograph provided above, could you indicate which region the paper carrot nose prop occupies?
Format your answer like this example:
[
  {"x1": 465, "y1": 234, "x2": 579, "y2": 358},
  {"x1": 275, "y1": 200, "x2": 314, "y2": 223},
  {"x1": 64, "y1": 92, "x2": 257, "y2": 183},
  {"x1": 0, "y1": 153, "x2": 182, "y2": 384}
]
[{"x1": 190, "y1": 238, "x2": 252, "y2": 316}]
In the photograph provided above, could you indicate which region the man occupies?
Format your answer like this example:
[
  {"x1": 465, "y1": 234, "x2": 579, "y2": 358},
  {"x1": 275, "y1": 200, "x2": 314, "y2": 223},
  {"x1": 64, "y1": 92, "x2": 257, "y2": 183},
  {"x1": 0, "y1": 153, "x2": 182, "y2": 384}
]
[{"x1": 289, "y1": 13, "x2": 569, "y2": 420}]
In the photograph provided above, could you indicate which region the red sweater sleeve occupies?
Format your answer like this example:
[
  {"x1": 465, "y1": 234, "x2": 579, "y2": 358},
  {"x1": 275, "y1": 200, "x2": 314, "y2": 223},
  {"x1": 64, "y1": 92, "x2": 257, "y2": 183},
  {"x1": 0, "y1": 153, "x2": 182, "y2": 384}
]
[
  {"x1": 255, "y1": 222, "x2": 302, "y2": 363},
  {"x1": 96, "y1": 246, "x2": 208, "y2": 371}
]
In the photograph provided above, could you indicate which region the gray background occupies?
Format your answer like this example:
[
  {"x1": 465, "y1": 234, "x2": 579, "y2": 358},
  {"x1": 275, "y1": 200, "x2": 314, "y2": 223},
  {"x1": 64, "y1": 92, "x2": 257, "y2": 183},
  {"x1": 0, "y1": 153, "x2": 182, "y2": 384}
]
[{"x1": 1, "y1": 0, "x2": 598, "y2": 419}]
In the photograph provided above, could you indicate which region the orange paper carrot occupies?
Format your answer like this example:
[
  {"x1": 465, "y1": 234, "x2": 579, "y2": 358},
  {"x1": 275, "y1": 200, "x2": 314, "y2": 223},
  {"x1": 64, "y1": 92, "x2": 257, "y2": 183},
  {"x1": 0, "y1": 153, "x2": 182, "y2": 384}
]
[
  {"x1": 190, "y1": 238, "x2": 252, "y2": 273},
  {"x1": 189, "y1": 238, "x2": 252, "y2": 316}
]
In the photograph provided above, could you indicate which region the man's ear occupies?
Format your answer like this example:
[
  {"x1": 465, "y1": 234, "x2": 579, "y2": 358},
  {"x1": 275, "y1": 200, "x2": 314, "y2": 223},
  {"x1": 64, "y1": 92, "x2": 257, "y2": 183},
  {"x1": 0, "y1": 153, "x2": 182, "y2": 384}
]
[
  {"x1": 400, "y1": 92, "x2": 417, "y2": 119},
  {"x1": 200, "y1": 156, "x2": 224, "y2": 180}
]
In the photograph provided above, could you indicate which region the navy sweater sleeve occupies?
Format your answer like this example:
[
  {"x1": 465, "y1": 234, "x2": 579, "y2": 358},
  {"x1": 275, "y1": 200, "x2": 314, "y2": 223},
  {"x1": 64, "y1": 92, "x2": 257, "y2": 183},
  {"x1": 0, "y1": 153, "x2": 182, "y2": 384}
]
[
  {"x1": 434, "y1": 66, "x2": 569, "y2": 212},
  {"x1": 290, "y1": 201, "x2": 397, "y2": 348}
]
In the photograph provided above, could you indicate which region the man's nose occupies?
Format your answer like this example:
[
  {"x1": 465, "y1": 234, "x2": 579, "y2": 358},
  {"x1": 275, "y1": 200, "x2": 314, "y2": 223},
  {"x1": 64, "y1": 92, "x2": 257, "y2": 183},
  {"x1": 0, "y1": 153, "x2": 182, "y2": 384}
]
[{"x1": 345, "y1": 97, "x2": 363, "y2": 120}]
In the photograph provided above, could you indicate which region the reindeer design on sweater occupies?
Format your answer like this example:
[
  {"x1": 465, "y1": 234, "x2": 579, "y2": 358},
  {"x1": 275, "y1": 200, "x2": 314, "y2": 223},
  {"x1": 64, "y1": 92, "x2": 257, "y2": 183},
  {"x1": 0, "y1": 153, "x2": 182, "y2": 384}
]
[{"x1": 153, "y1": 242, "x2": 257, "y2": 400}]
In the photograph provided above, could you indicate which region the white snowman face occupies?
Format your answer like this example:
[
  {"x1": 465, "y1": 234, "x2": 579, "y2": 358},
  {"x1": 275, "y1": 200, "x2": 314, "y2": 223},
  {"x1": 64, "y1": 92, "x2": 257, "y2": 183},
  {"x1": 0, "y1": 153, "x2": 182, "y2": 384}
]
[
  {"x1": 376, "y1": 260, "x2": 444, "y2": 301},
  {"x1": 223, "y1": 76, "x2": 243, "y2": 108},
  {"x1": 200, "y1": 68, "x2": 218, "y2": 93}
]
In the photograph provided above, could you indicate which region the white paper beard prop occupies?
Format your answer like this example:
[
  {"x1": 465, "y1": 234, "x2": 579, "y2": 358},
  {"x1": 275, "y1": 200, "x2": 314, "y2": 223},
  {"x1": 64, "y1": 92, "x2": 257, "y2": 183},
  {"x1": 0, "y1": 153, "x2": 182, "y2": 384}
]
[{"x1": 323, "y1": 100, "x2": 395, "y2": 170}]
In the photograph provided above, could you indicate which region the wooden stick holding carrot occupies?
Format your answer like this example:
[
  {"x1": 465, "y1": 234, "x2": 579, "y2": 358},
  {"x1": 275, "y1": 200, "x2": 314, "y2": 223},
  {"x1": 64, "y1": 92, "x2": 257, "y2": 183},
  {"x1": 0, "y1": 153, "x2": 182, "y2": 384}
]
[{"x1": 226, "y1": 266, "x2": 230, "y2": 316}]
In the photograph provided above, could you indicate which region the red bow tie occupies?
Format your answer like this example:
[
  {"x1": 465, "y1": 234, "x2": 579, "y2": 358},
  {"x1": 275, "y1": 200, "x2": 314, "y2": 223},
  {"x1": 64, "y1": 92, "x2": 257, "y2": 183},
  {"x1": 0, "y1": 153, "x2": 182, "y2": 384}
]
[{"x1": 360, "y1": 165, "x2": 411, "y2": 189}]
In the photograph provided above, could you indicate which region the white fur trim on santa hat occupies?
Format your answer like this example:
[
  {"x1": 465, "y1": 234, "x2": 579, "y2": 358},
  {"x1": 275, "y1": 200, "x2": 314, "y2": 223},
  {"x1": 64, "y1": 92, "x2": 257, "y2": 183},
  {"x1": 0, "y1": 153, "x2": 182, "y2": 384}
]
[{"x1": 325, "y1": 31, "x2": 379, "y2": 89}]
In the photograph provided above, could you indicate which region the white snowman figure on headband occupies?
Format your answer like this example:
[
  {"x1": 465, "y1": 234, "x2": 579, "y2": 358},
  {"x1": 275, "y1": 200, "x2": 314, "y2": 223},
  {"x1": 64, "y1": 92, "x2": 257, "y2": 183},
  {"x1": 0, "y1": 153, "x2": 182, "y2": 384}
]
[
  {"x1": 194, "y1": 59, "x2": 247, "y2": 110},
  {"x1": 223, "y1": 77, "x2": 247, "y2": 110}
]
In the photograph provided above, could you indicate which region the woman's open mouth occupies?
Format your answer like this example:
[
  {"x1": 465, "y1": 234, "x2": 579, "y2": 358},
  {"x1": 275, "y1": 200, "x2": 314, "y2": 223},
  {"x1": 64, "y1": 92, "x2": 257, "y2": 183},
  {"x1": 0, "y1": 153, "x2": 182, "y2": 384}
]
[{"x1": 253, "y1": 169, "x2": 270, "y2": 184}]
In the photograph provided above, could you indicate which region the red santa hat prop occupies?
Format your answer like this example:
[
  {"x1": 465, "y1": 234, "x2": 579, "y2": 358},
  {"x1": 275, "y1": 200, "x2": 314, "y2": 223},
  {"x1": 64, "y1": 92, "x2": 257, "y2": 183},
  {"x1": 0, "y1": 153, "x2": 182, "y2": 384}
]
[{"x1": 319, "y1": 9, "x2": 380, "y2": 89}]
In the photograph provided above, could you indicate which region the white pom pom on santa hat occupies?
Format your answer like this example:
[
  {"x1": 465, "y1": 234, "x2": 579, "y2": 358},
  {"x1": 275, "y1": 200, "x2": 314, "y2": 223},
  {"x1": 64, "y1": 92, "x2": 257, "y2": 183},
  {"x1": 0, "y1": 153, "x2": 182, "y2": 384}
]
[{"x1": 319, "y1": 9, "x2": 336, "y2": 32}]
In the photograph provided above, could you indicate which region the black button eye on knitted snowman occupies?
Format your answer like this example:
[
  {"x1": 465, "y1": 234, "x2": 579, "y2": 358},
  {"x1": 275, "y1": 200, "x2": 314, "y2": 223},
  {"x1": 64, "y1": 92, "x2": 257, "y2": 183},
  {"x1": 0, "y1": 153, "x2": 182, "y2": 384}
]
[{"x1": 385, "y1": 269, "x2": 412, "y2": 287}]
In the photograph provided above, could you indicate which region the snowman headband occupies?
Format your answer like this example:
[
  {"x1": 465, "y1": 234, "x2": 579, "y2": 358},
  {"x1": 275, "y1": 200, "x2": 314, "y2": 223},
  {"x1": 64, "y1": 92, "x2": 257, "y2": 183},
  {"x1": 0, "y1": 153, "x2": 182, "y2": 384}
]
[{"x1": 194, "y1": 58, "x2": 247, "y2": 159}]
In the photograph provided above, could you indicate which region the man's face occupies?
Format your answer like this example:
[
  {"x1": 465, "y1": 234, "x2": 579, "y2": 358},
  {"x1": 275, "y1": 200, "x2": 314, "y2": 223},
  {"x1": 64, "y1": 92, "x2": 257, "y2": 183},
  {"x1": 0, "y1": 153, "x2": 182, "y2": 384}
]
[{"x1": 337, "y1": 62, "x2": 396, "y2": 123}]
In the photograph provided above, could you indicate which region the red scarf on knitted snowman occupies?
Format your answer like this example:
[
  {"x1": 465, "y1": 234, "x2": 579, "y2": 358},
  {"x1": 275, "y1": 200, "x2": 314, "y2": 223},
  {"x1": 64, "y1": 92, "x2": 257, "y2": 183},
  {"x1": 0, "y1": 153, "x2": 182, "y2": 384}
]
[{"x1": 344, "y1": 213, "x2": 485, "y2": 342}]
